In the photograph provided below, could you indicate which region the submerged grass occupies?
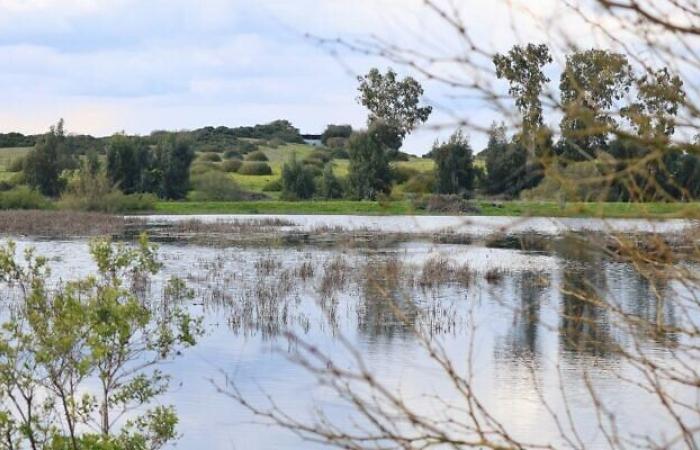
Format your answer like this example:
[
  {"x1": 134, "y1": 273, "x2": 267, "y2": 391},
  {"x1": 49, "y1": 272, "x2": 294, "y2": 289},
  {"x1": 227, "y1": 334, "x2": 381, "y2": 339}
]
[{"x1": 0, "y1": 210, "x2": 136, "y2": 237}]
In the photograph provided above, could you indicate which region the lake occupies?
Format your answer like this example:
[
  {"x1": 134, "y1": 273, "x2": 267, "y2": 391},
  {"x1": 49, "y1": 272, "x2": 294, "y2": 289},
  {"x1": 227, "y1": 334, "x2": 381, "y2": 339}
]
[{"x1": 3, "y1": 214, "x2": 699, "y2": 449}]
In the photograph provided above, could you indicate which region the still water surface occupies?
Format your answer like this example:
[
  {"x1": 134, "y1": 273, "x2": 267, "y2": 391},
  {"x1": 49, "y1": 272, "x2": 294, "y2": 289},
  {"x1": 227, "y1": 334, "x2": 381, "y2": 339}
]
[{"x1": 4, "y1": 215, "x2": 699, "y2": 449}]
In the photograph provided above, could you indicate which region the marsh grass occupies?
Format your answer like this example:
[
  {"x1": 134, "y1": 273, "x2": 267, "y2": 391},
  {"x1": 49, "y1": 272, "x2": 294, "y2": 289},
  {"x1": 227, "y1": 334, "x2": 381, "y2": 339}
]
[{"x1": 0, "y1": 210, "x2": 136, "y2": 237}]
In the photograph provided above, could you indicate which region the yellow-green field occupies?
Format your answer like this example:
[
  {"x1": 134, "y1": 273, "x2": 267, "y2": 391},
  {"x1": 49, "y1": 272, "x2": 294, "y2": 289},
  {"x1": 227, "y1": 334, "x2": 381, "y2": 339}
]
[{"x1": 195, "y1": 143, "x2": 435, "y2": 197}]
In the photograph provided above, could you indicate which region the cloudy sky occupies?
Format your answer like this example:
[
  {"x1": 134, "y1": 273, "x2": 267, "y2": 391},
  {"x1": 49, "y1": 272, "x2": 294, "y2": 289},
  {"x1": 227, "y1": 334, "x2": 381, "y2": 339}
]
[{"x1": 0, "y1": 0, "x2": 601, "y2": 154}]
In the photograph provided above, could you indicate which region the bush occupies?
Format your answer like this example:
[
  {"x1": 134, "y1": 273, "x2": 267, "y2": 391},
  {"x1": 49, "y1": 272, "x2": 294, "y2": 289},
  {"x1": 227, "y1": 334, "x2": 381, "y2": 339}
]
[
  {"x1": 0, "y1": 186, "x2": 50, "y2": 210},
  {"x1": 392, "y1": 151, "x2": 411, "y2": 162},
  {"x1": 403, "y1": 172, "x2": 435, "y2": 194},
  {"x1": 7, "y1": 157, "x2": 24, "y2": 173},
  {"x1": 189, "y1": 172, "x2": 245, "y2": 201},
  {"x1": 268, "y1": 137, "x2": 286, "y2": 148},
  {"x1": 190, "y1": 162, "x2": 222, "y2": 176},
  {"x1": 308, "y1": 149, "x2": 331, "y2": 163},
  {"x1": 238, "y1": 162, "x2": 273, "y2": 175},
  {"x1": 199, "y1": 152, "x2": 222, "y2": 162},
  {"x1": 221, "y1": 159, "x2": 242, "y2": 173},
  {"x1": 325, "y1": 137, "x2": 349, "y2": 149},
  {"x1": 262, "y1": 178, "x2": 283, "y2": 192},
  {"x1": 245, "y1": 150, "x2": 269, "y2": 162},
  {"x1": 281, "y1": 156, "x2": 316, "y2": 200},
  {"x1": 237, "y1": 141, "x2": 258, "y2": 154},
  {"x1": 392, "y1": 166, "x2": 419, "y2": 184},
  {"x1": 318, "y1": 164, "x2": 343, "y2": 199},
  {"x1": 223, "y1": 150, "x2": 242, "y2": 160},
  {"x1": 329, "y1": 147, "x2": 350, "y2": 159}
]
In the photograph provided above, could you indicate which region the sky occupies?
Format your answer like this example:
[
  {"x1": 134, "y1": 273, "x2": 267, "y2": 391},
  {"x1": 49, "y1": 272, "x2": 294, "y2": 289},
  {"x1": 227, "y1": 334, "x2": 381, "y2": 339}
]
[{"x1": 0, "y1": 0, "x2": 620, "y2": 154}]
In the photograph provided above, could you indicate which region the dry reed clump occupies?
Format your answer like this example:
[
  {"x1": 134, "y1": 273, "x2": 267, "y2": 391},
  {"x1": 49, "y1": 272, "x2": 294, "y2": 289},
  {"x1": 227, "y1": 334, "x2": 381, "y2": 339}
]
[
  {"x1": 318, "y1": 256, "x2": 350, "y2": 296},
  {"x1": 0, "y1": 210, "x2": 134, "y2": 237},
  {"x1": 295, "y1": 260, "x2": 315, "y2": 281},
  {"x1": 418, "y1": 255, "x2": 473, "y2": 288},
  {"x1": 484, "y1": 268, "x2": 505, "y2": 284},
  {"x1": 255, "y1": 253, "x2": 282, "y2": 276},
  {"x1": 164, "y1": 218, "x2": 295, "y2": 234}
]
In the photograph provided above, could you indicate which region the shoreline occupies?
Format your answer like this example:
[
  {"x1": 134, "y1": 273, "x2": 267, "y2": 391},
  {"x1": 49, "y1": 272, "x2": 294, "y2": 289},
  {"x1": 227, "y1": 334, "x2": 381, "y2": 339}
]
[{"x1": 150, "y1": 200, "x2": 700, "y2": 219}]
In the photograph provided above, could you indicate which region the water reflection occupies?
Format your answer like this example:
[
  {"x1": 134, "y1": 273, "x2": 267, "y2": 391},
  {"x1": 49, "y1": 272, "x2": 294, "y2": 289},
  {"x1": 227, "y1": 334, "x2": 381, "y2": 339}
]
[{"x1": 0, "y1": 231, "x2": 694, "y2": 449}]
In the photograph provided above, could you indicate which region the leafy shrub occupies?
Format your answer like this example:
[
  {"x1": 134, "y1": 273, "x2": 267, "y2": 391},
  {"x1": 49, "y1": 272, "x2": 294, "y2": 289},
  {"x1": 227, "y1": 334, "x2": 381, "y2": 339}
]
[
  {"x1": 7, "y1": 157, "x2": 24, "y2": 173},
  {"x1": 245, "y1": 150, "x2": 269, "y2": 162},
  {"x1": 199, "y1": 152, "x2": 222, "y2": 162},
  {"x1": 190, "y1": 162, "x2": 222, "y2": 176},
  {"x1": 403, "y1": 172, "x2": 436, "y2": 194},
  {"x1": 0, "y1": 186, "x2": 50, "y2": 210},
  {"x1": 281, "y1": 156, "x2": 315, "y2": 200},
  {"x1": 303, "y1": 157, "x2": 325, "y2": 169},
  {"x1": 330, "y1": 148, "x2": 350, "y2": 159},
  {"x1": 318, "y1": 164, "x2": 344, "y2": 199},
  {"x1": 392, "y1": 151, "x2": 411, "y2": 161},
  {"x1": 189, "y1": 172, "x2": 245, "y2": 201},
  {"x1": 262, "y1": 178, "x2": 283, "y2": 192},
  {"x1": 238, "y1": 162, "x2": 273, "y2": 175},
  {"x1": 59, "y1": 170, "x2": 156, "y2": 212},
  {"x1": 321, "y1": 124, "x2": 353, "y2": 145},
  {"x1": 268, "y1": 137, "x2": 286, "y2": 148},
  {"x1": 325, "y1": 137, "x2": 349, "y2": 149},
  {"x1": 223, "y1": 150, "x2": 242, "y2": 159},
  {"x1": 221, "y1": 159, "x2": 242, "y2": 173},
  {"x1": 308, "y1": 149, "x2": 331, "y2": 163},
  {"x1": 237, "y1": 141, "x2": 258, "y2": 154},
  {"x1": 392, "y1": 166, "x2": 419, "y2": 184}
]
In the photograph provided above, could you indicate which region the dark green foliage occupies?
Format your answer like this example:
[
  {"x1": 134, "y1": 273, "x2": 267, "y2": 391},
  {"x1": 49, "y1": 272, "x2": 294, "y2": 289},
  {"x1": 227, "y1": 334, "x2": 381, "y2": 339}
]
[
  {"x1": 199, "y1": 152, "x2": 222, "y2": 162},
  {"x1": 321, "y1": 124, "x2": 353, "y2": 145},
  {"x1": 106, "y1": 134, "x2": 152, "y2": 194},
  {"x1": 23, "y1": 119, "x2": 76, "y2": 197},
  {"x1": 330, "y1": 148, "x2": 350, "y2": 159},
  {"x1": 484, "y1": 124, "x2": 542, "y2": 197},
  {"x1": 262, "y1": 178, "x2": 283, "y2": 192},
  {"x1": 223, "y1": 149, "x2": 242, "y2": 159},
  {"x1": 154, "y1": 135, "x2": 195, "y2": 200},
  {"x1": 432, "y1": 130, "x2": 475, "y2": 196},
  {"x1": 319, "y1": 164, "x2": 343, "y2": 199},
  {"x1": 347, "y1": 131, "x2": 392, "y2": 200},
  {"x1": 237, "y1": 141, "x2": 259, "y2": 154},
  {"x1": 308, "y1": 149, "x2": 332, "y2": 163},
  {"x1": 238, "y1": 162, "x2": 273, "y2": 175},
  {"x1": 221, "y1": 159, "x2": 242, "y2": 172},
  {"x1": 281, "y1": 155, "x2": 316, "y2": 200},
  {"x1": 392, "y1": 166, "x2": 418, "y2": 184},
  {"x1": 0, "y1": 132, "x2": 35, "y2": 147},
  {"x1": 245, "y1": 150, "x2": 269, "y2": 161},
  {"x1": 190, "y1": 172, "x2": 245, "y2": 201}
]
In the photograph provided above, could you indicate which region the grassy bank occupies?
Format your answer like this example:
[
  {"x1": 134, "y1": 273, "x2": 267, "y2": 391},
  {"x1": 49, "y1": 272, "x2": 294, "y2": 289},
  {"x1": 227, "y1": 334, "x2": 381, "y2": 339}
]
[{"x1": 153, "y1": 200, "x2": 700, "y2": 218}]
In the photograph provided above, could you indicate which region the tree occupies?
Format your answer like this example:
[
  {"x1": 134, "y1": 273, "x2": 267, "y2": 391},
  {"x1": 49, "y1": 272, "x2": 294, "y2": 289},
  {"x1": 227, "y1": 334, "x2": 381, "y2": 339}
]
[
  {"x1": 493, "y1": 43, "x2": 552, "y2": 138},
  {"x1": 346, "y1": 130, "x2": 392, "y2": 200},
  {"x1": 23, "y1": 119, "x2": 75, "y2": 197},
  {"x1": 321, "y1": 124, "x2": 353, "y2": 145},
  {"x1": 154, "y1": 135, "x2": 194, "y2": 200},
  {"x1": 558, "y1": 49, "x2": 634, "y2": 160},
  {"x1": 319, "y1": 163, "x2": 343, "y2": 199},
  {"x1": 484, "y1": 123, "x2": 542, "y2": 197},
  {"x1": 281, "y1": 154, "x2": 316, "y2": 200},
  {"x1": 0, "y1": 235, "x2": 202, "y2": 449},
  {"x1": 106, "y1": 134, "x2": 151, "y2": 194},
  {"x1": 432, "y1": 130, "x2": 475, "y2": 195},
  {"x1": 622, "y1": 68, "x2": 685, "y2": 140},
  {"x1": 357, "y1": 68, "x2": 432, "y2": 151}
]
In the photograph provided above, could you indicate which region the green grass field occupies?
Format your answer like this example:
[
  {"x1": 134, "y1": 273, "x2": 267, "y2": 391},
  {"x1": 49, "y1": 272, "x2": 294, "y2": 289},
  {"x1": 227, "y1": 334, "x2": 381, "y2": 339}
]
[
  {"x1": 0, "y1": 147, "x2": 30, "y2": 182},
  {"x1": 154, "y1": 199, "x2": 700, "y2": 218}
]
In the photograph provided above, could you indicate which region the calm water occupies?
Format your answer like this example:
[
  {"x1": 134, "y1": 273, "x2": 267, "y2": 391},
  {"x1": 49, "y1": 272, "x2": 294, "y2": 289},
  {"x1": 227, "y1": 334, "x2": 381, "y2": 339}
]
[{"x1": 4, "y1": 215, "x2": 699, "y2": 449}]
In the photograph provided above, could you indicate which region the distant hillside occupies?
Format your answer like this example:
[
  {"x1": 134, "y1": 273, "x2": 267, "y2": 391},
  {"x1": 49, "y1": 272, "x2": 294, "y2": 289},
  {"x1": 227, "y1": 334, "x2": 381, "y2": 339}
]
[{"x1": 0, "y1": 119, "x2": 306, "y2": 153}]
